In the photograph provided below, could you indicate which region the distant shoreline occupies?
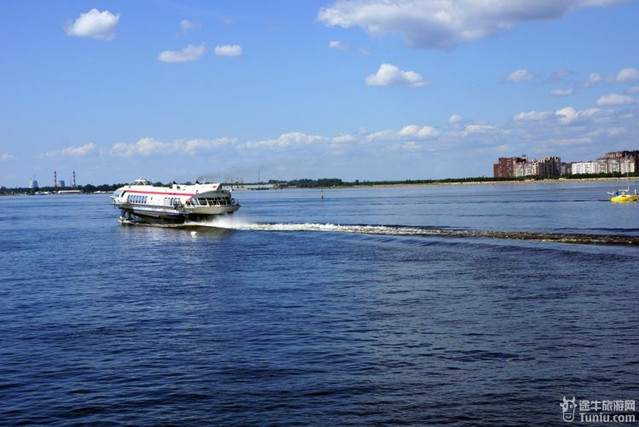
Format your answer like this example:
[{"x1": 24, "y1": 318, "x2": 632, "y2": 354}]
[
  {"x1": 348, "y1": 176, "x2": 639, "y2": 189},
  {"x1": 2, "y1": 176, "x2": 637, "y2": 195}
]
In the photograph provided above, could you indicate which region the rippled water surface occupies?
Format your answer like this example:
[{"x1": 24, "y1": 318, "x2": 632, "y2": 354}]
[{"x1": 1, "y1": 182, "x2": 638, "y2": 425}]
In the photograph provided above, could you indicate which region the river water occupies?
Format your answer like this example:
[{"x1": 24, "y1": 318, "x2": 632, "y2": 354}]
[{"x1": 1, "y1": 182, "x2": 637, "y2": 425}]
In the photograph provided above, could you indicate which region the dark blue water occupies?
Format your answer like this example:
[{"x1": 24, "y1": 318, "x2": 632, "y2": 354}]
[{"x1": 1, "y1": 183, "x2": 638, "y2": 425}]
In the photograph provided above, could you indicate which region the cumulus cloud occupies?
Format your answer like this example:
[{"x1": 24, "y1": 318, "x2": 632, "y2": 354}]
[
  {"x1": 214, "y1": 44, "x2": 242, "y2": 57},
  {"x1": 180, "y1": 19, "x2": 200, "y2": 32},
  {"x1": 157, "y1": 44, "x2": 206, "y2": 63},
  {"x1": 54, "y1": 103, "x2": 637, "y2": 177},
  {"x1": 245, "y1": 132, "x2": 327, "y2": 148},
  {"x1": 399, "y1": 124, "x2": 440, "y2": 138},
  {"x1": 616, "y1": 68, "x2": 639, "y2": 83},
  {"x1": 181, "y1": 137, "x2": 235, "y2": 154},
  {"x1": 365, "y1": 129, "x2": 396, "y2": 141},
  {"x1": 596, "y1": 93, "x2": 636, "y2": 106},
  {"x1": 65, "y1": 9, "x2": 120, "y2": 40},
  {"x1": 111, "y1": 138, "x2": 168, "y2": 156},
  {"x1": 317, "y1": 0, "x2": 626, "y2": 49},
  {"x1": 448, "y1": 114, "x2": 463, "y2": 125},
  {"x1": 513, "y1": 111, "x2": 551, "y2": 121},
  {"x1": 326, "y1": 124, "x2": 443, "y2": 147},
  {"x1": 582, "y1": 68, "x2": 639, "y2": 87},
  {"x1": 1, "y1": 153, "x2": 14, "y2": 161},
  {"x1": 584, "y1": 72, "x2": 603, "y2": 87},
  {"x1": 332, "y1": 134, "x2": 357, "y2": 143},
  {"x1": 110, "y1": 137, "x2": 233, "y2": 156},
  {"x1": 506, "y1": 69, "x2": 533, "y2": 83},
  {"x1": 329, "y1": 40, "x2": 348, "y2": 50},
  {"x1": 46, "y1": 142, "x2": 97, "y2": 158},
  {"x1": 555, "y1": 106, "x2": 600, "y2": 124},
  {"x1": 465, "y1": 124, "x2": 501, "y2": 134},
  {"x1": 365, "y1": 63, "x2": 428, "y2": 87}
]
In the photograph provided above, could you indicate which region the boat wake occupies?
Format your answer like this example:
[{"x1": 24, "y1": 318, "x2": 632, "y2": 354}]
[{"x1": 185, "y1": 217, "x2": 639, "y2": 246}]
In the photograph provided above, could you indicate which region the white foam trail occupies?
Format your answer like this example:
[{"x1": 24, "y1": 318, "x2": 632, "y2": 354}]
[
  {"x1": 200, "y1": 221, "x2": 639, "y2": 245},
  {"x1": 128, "y1": 217, "x2": 639, "y2": 245},
  {"x1": 184, "y1": 216, "x2": 254, "y2": 229},
  {"x1": 185, "y1": 218, "x2": 414, "y2": 234},
  {"x1": 224, "y1": 222, "x2": 430, "y2": 236}
]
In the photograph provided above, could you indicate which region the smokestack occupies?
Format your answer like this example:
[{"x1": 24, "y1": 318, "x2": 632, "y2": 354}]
[
  {"x1": 73, "y1": 171, "x2": 76, "y2": 188},
  {"x1": 54, "y1": 171, "x2": 58, "y2": 188}
]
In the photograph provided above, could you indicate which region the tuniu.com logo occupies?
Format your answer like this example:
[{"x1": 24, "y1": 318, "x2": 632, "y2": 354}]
[
  {"x1": 561, "y1": 396, "x2": 636, "y2": 423},
  {"x1": 560, "y1": 396, "x2": 578, "y2": 422}
]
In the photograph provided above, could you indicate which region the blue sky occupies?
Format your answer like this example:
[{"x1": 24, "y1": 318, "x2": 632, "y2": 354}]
[{"x1": 1, "y1": 0, "x2": 638, "y2": 187}]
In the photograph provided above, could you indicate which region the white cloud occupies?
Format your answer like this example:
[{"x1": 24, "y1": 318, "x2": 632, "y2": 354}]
[
  {"x1": 555, "y1": 107, "x2": 578, "y2": 124},
  {"x1": 448, "y1": 114, "x2": 463, "y2": 125},
  {"x1": 245, "y1": 132, "x2": 327, "y2": 148},
  {"x1": 506, "y1": 69, "x2": 533, "y2": 83},
  {"x1": 68, "y1": 104, "x2": 638, "y2": 179},
  {"x1": 65, "y1": 142, "x2": 96, "y2": 156},
  {"x1": 65, "y1": 9, "x2": 120, "y2": 40},
  {"x1": 110, "y1": 137, "x2": 234, "y2": 156},
  {"x1": 399, "y1": 124, "x2": 440, "y2": 138},
  {"x1": 111, "y1": 138, "x2": 170, "y2": 156},
  {"x1": 214, "y1": 45, "x2": 242, "y2": 57},
  {"x1": 157, "y1": 44, "x2": 206, "y2": 63},
  {"x1": 329, "y1": 40, "x2": 348, "y2": 50},
  {"x1": 365, "y1": 63, "x2": 428, "y2": 87},
  {"x1": 334, "y1": 124, "x2": 441, "y2": 146},
  {"x1": 628, "y1": 86, "x2": 639, "y2": 94},
  {"x1": 551, "y1": 88, "x2": 574, "y2": 96},
  {"x1": 318, "y1": 0, "x2": 626, "y2": 50},
  {"x1": 332, "y1": 134, "x2": 357, "y2": 143},
  {"x1": 555, "y1": 106, "x2": 600, "y2": 124},
  {"x1": 46, "y1": 142, "x2": 97, "y2": 158},
  {"x1": 513, "y1": 111, "x2": 551, "y2": 121},
  {"x1": 1, "y1": 153, "x2": 14, "y2": 161},
  {"x1": 180, "y1": 20, "x2": 200, "y2": 32},
  {"x1": 596, "y1": 93, "x2": 636, "y2": 106},
  {"x1": 465, "y1": 124, "x2": 500, "y2": 133},
  {"x1": 365, "y1": 129, "x2": 396, "y2": 141},
  {"x1": 180, "y1": 137, "x2": 235, "y2": 154},
  {"x1": 582, "y1": 68, "x2": 639, "y2": 87},
  {"x1": 616, "y1": 68, "x2": 639, "y2": 83},
  {"x1": 584, "y1": 72, "x2": 603, "y2": 87}
]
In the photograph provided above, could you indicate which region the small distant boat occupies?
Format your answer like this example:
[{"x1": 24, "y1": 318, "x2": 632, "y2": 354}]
[
  {"x1": 111, "y1": 178, "x2": 240, "y2": 223},
  {"x1": 609, "y1": 188, "x2": 638, "y2": 203},
  {"x1": 608, "y1": 173, "x2": 638, "y2": 203}
]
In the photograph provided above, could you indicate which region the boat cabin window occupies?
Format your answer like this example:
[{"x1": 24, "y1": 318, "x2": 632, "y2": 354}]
[
  {"x1": 127, "y1": 194, "x2": 148, "y2": 204},
  {"x1": 197, "y1": 197, "x2": 230, "y2": 206},
  {"x1": 164, "y1": 197, "x2": 183, "y2": 207}
]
